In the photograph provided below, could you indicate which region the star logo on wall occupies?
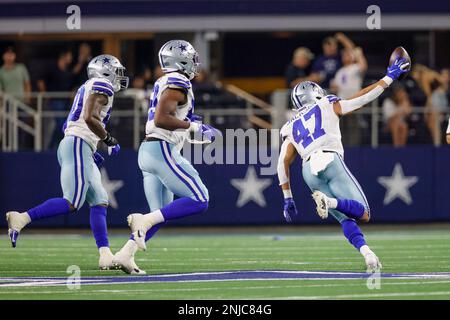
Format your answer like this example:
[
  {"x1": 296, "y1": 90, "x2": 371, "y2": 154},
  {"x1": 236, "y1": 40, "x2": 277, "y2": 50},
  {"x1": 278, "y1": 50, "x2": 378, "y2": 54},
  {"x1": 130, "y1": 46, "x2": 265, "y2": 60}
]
[
  {"x1": 231, "y1": 166, "x2": 272, "y2": 208},
  {"x1": 100, "y1": 168, "x2": 124, "y2": 209},
  {"x1": 377, "y1": 163, "x2": 418, "y2": 205}
]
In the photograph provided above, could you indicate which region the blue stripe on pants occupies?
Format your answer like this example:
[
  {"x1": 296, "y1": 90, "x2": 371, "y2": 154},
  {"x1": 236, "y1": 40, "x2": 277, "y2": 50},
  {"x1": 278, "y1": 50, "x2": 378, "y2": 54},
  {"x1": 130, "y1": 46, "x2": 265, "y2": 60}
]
[
  {"x1": 159, "y1": 141, "x2": 206, "y2": 202},
  {"x1": 164, "y1": 142, "x2": 207, "y2": 202}
]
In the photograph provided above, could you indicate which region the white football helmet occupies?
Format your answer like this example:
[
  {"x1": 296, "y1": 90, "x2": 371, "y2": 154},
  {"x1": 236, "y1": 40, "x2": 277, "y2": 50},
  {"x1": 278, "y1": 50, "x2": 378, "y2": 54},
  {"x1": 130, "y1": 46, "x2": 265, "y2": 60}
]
[
  {"x1": 87, "y1": 54, "x2": 129, "y2": 92},
  {"x1": 291, "y1": 81, "x2": 327, "y2": 113},
  {"x1": 158, "y1": 40, "x2": 200, "y2": 80}
]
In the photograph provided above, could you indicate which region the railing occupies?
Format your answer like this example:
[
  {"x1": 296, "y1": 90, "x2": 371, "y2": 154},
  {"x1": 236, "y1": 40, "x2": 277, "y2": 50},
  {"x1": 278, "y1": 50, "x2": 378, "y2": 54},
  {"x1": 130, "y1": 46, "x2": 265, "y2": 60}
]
[
  {"x1": 1, "y1": 89, "x2": 448, "y2": 152},
  {"x1": 0, "y1": 88, "x2": 275, "y2": 152},
  {"x1": 224, "y1": 83, "x2": 273, "y2": 130},
  {"x1": 0, "y1": 92, "x2": 42, "y2": 152}
]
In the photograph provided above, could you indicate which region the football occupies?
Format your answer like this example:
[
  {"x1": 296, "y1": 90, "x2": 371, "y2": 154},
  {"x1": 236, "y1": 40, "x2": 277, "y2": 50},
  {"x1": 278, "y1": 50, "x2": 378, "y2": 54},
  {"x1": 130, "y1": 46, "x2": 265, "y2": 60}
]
[{"x1": 389, "y1": 46, "x2": 411, "y2": 79}]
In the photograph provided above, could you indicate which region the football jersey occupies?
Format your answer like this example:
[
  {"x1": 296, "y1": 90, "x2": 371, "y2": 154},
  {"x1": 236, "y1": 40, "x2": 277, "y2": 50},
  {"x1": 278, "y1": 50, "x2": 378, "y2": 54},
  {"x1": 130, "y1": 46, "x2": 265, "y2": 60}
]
[
  {"x1": 145, "y1": 72, "x2": 194, "y2": 145},
  {"x1": 281, "y1": 95, "x2": 343, "y2": 161},
  {"x1": 64, "y1": 77, "x2": 115, "y2": 150}
]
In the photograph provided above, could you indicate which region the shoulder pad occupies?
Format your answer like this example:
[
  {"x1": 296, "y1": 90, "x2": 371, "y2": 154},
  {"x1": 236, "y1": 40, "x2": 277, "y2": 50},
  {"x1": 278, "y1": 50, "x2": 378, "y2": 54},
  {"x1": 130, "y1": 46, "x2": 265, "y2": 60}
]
[
  {"x1": 89, "y1": 78, "x2": 114, "y2": 97},
  {"x1": 165, "y1": 73, "x2": 191, "y2": 90},
  {"x1": 325, "y1": 94, "x2": 341, "y2": 104}
]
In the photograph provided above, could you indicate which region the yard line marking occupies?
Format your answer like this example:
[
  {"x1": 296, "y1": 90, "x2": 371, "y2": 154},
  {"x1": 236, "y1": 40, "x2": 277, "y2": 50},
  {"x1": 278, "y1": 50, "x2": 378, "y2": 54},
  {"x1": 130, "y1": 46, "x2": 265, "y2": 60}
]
[
  {"x1": 2, "y1": 270, "x2": 450, "y2": 288},
  {"x1": 266, "y1": 291, "x2": 450, "y2": 300}
]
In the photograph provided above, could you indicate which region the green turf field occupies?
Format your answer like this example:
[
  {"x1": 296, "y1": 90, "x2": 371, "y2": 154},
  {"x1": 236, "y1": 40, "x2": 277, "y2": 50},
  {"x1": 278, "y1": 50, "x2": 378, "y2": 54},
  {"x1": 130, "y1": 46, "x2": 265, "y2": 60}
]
[{"x1": 1, "y1": 226, "x2": 450, "y2": 300}]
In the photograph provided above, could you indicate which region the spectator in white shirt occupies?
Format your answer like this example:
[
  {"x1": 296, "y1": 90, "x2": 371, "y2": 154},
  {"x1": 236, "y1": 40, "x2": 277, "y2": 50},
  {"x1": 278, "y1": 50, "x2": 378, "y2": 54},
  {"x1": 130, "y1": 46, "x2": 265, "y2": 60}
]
[{"x1": 331, "y1": 47, "x2": 367, "y2": 99}]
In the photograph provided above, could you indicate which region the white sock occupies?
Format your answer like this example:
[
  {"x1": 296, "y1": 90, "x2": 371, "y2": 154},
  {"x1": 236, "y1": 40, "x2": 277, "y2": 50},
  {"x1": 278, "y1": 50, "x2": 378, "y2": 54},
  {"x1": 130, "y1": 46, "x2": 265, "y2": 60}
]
[
  {"x1": 22, "y1": 212, "x2": 32, "y2": 225},
  {"x1": 328, "y1": 198, "x2": 338, "y2": 209},
  {"x1": 122, "y1": 240, "x2": 138, "y2": 256},
  {"x1": 99, "y1": 246, "x2": 112, "y2": 256},
  {"x1": 143, "y1": 210, "x2": 165, "y2": 227},
  {"x1": 359, "y1": 245, "x2": 373, "y2": 256}
]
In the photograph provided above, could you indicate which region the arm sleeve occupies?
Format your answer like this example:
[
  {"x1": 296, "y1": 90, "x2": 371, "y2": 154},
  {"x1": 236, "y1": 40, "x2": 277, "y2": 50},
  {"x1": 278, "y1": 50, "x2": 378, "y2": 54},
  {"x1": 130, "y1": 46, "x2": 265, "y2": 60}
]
[
  {"x1": 339, "y1": 76, "x2": 392, "y2": 115},
  {"x1": 446, "y1": 118, "x2": 450, "y2": 135},
  {"x1": 277, "y1": 139, "x2": 291, "y2": 185}
]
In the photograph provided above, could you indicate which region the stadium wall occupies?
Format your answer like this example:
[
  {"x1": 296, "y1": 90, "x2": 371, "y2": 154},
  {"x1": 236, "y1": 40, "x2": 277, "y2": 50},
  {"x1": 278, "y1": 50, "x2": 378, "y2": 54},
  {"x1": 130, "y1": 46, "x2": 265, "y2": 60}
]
[{"x1": 0, "y1": 146, "x2": 447, "y2": 227}]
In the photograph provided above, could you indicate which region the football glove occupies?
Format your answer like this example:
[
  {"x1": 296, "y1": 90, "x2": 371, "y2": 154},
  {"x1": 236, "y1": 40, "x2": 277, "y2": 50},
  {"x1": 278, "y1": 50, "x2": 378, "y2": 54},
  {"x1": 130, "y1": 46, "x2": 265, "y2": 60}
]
[
  {"x1": 108, "y1": 144, "x2": 121, "y2": 156},
  {"x1": 190, "y1": 123, "x2": 222, "y2": 142},
  {"x1": 103, "y1": 132, "x2": 119, "y2": 147},
  {"x1": 386, "y1": 58, "x2": 410, "y2": 80},
  {"x1": 185, "y1": 113, "x2": 203, "y2": 122},
  {"x1": 283, "y1": 198, "x2": 298, "y2": 223}
]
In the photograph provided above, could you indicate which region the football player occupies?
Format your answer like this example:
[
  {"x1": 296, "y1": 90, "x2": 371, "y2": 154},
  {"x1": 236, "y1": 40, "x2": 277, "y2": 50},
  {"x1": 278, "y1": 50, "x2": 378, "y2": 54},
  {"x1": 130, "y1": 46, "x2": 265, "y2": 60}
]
[
  {"x1": 5, "y1": 55, "x2": 127, "y2": 269},
  {"x1": 113, "y1": 40, "x2": 221, "y2": 274},
  {"x1": 278, "y1": 57, "x2": 409, "y2": 271}
]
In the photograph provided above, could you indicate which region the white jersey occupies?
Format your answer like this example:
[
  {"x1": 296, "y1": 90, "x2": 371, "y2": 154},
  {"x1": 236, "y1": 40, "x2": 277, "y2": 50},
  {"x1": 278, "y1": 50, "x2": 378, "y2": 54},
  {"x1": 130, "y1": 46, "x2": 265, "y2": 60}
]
[
  {"x1": 145, "y1": 73, "x2": 194, "y2": 145},
  {"x1": 281, "y1": 95, "x2": 343, "y2": 161},
  {"x1": 64, "y1": 77, "x2": 115, "y2": 150}
]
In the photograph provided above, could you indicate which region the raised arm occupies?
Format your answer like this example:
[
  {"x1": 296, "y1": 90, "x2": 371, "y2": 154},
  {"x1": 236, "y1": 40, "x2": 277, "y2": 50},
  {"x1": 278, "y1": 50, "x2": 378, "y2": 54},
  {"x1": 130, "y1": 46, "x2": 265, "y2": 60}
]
[
  {"x1": 277, "y1": 139, "x2": 298, "y2": 222},
  {"x1": 333, "y1": 58, "x2": 410, "y2": 116},
  {"x1": 335, "y1": 32, "x2": 355, "y2": 50},
  {"x1": 354, "y1": 47, "x2": 368, "y2": 73}
]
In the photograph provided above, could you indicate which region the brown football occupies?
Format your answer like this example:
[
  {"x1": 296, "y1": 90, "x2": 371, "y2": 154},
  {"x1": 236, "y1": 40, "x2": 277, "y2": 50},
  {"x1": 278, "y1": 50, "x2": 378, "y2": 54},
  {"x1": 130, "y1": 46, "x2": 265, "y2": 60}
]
[{"x1": 389, "y1": 46, "x2": 411, "y2": 80}]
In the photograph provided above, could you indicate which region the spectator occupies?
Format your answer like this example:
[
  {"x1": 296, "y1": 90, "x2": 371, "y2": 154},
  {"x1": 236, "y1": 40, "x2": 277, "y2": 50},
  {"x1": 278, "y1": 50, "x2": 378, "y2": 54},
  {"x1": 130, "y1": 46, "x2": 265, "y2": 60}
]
[
  {"x1": 312, "y1": 32, "x2": 355, "y2": 89},
  {"x1": 142, "y1": 66, "x2": 154, "y2": 89},
  {"x1": 409, "y1": 64, "x2": 448, "y2": 146},
  {"x1": 331, "y1": 47, "x2": 367, "y2": 98},
  {"x1": 37, "y1": 49, "x2": 74, "y2": 149},
  {"x1": 284, "y1": 47, "x2": 320, "y2": 88},
  {"x1": 72, "y1": 42, "x2": 92, "y2": 87},
  {"x1": 153, "y1": 65, "x2": 164, "y2": 80},
  {"x1": 382, "y1": 86, "x2": 412, "y2": 147},
  {"x1": 123, "y1": 74, "x2": 150, "y2": 112},
  {"x1": 0, "y1": 46, "x2": 31, "y2": 103},
  {"x1": 431, "y1": 68, "x2": 449, "y2": 113}
]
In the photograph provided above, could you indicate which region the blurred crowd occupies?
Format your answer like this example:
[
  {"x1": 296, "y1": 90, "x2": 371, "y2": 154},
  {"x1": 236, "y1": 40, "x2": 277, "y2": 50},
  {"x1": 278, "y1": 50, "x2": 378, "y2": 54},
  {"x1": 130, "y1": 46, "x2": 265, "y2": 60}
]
[
  {"x1": 285, "y1": 32, "x2": 450, "y2": 147},
  {"x1": 0, "y1": 43, "x2": 236, "y2": 149},
  {"x1": 1, "y1": 35, "x2": 449, "y2": 149}
]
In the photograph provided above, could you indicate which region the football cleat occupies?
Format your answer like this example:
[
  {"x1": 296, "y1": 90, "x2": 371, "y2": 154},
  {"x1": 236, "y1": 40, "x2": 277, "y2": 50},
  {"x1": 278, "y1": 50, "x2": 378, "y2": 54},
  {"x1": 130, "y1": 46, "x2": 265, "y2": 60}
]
[
  {"x1": 113, "y1": 249, "x2": 146, "y2": 275},
  {"x1": 127, "y1": 213, "x2": 149, "y2": 251},
  {"x1": 312, "y1": 191, "x2": 329, "y2": 219},
  {"x1": 364, "y1": 252, "x2": 382, "y2": 272},
  {"x1": 8, "y1": 229, "x2": 19, "y2": 248},
  {"x1": 6, "y1": 211, "x2": 29, "y2": 248},
  {"x1": 98, "y1": 247, "x2": 116, "y2": 270}
]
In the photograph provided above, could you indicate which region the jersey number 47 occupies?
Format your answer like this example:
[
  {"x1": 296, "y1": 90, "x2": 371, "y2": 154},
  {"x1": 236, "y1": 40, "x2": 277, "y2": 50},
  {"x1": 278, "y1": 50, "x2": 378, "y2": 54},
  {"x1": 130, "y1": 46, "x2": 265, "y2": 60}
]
[{"x1": 292, "y1": 105, "x2": 326, "y2": 148}]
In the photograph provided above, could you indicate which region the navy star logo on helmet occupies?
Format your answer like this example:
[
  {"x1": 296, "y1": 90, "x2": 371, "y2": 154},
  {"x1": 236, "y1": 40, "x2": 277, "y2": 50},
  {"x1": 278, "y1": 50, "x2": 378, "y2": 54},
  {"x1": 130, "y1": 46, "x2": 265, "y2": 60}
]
[{"x1": 179, "y1": 44, "x2": 187, "y2": 52}]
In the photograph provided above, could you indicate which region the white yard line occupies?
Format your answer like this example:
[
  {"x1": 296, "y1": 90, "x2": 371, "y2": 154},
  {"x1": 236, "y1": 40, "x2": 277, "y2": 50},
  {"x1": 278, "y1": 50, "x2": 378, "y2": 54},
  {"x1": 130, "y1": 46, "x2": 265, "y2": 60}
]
[{"x1": 267, "y1": 291, "x2": 450, "y2": 300}]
